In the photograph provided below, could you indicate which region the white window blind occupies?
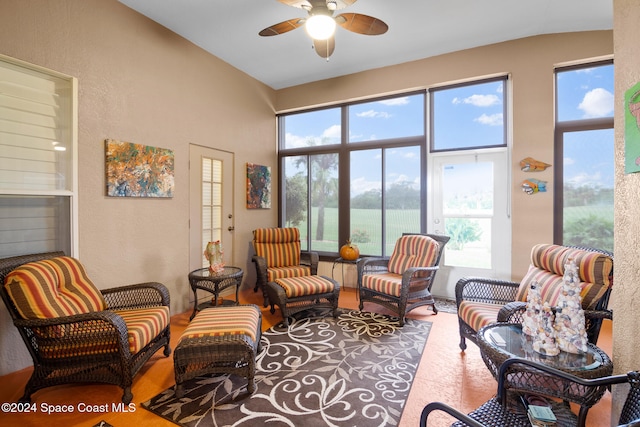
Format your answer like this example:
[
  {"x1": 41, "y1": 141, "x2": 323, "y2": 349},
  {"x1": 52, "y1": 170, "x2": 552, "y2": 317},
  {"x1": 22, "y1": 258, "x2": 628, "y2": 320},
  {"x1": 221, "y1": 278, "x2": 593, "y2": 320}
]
[{"x1": 0, "y1": 55, "x2": 77, "y2": 258}]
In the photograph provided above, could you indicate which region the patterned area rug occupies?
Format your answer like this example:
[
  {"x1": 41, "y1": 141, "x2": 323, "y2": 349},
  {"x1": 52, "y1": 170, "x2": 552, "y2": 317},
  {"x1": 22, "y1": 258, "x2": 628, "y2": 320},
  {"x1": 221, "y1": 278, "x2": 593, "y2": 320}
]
[
  {"x1": 434, "y1": 297, "x2": 457, "y2": 314},
  {"x1": 142, "y1": 308, "x2": 431, "y2": 427}
]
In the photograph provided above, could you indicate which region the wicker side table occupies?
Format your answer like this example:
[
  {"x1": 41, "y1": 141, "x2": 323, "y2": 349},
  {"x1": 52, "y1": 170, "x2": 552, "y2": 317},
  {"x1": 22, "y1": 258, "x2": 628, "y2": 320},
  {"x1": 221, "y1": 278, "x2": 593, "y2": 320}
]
[
  {"x1": 477, "y1": 323, "x2": 613, "y2": 425},
  {"x1": 188, "y1": 266, "x2": 243, "y2": 320}
]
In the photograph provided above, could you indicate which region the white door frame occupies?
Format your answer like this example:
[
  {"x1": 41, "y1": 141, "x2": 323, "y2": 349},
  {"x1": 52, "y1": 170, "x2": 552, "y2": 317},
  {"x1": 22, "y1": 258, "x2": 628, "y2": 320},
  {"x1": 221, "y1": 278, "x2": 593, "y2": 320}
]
[
  {"x1": 189, "y1": 145, "x2": 235, "y2": 273},
  {"x1": 428, "y1": 149, "x2": 511, "y2": 299}
]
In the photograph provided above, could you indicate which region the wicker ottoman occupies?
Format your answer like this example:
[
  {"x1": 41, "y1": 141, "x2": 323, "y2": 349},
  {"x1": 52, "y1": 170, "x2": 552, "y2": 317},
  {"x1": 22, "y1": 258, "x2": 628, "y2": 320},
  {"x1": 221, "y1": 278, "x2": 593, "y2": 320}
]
[
  {"x1": 266, "y1": 275, "x2": 340, "y2": 327},
  {"x1": 173, "y1": 304, "x2": 262, "y2": 397}
]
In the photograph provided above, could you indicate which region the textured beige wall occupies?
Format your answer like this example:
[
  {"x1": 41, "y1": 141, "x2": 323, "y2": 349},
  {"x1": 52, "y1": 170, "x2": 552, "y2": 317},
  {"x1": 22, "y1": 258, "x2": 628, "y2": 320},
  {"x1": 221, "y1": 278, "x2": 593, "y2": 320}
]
[
  {"x1": 0, "y1": 0, "x2": 277, "y2": 374},
  {"x1": 276, "y1": 31, "x2": 614, "y2": 280},
  {"x1": 612, "y1": 0, "x2": 640, "y2": 422}
]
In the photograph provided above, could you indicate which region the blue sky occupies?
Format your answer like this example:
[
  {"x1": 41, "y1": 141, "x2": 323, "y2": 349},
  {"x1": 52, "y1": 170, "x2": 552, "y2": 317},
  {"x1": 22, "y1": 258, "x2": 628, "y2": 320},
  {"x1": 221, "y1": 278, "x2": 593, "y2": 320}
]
[{"x1": 284, "y1": 63, "x2": 614, "y2": 194}]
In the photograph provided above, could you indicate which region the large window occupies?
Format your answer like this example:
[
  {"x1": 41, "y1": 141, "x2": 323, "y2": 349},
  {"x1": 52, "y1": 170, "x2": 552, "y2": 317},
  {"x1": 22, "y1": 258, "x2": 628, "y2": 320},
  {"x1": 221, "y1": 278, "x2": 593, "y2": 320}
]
[
  {"x1": 431, "y1": 77, "x2": 507, "y2": 152},
  {"x1": 280, "y1": 93, "x2": 424, "y2": 256},
  {"x1": 0, "y1": 55, "x2": 77, "y2": 258},
  {"x1": 280, "y1": 78, "x2": 509, "y2": 259},
  {"x1": 554, "y1": 61, "x2": 614, "y2": 252}
]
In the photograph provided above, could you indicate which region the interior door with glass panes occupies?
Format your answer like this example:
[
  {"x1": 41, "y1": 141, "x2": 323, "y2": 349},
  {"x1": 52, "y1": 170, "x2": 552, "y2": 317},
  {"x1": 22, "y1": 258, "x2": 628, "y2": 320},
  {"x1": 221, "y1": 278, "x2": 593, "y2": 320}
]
[
  {"x1": 429, "y1": 150, "x2": 511, "y2": 298},
  {"x1": 189, "y1": 145, "x2": 234, "y2": 273}
]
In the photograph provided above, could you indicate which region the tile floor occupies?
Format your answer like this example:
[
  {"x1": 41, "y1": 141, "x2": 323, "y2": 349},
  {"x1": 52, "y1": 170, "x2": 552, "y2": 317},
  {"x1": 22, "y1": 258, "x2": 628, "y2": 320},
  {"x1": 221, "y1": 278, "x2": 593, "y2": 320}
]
[{"x1": 0, "y1": 287, "x2": 612, "y2": 427}]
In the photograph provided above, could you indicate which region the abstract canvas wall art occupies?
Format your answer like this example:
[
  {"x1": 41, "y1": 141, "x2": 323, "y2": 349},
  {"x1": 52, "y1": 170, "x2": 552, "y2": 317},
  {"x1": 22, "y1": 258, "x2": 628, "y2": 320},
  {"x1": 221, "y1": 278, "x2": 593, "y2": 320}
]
[
  {"x1": 246, "y1": 163, "x2": 271, "y2": 209},
  {"x1": 625, "y1": 81, "x2": 640, "y2": 174},
  {"x1": 105, "y1": 139, "x2": 175, "y2": 197}
]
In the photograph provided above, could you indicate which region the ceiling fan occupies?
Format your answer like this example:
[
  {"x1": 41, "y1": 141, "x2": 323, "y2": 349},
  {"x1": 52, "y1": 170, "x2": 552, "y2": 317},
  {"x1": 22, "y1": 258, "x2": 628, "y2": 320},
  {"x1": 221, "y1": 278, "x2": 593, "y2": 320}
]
[{"x1": 259, "y1": 0, "x2": 388, "y2": 60}]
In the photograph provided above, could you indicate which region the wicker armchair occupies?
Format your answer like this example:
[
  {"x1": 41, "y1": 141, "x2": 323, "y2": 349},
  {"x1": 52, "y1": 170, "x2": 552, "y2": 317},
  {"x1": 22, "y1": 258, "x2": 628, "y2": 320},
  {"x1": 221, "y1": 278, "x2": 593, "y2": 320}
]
[
  {"x1": 0, "y1": 252, "x2": 171, "y2": 404},
  {"x1": 420, "y1": 358, "x2": 640, "y2": 427},
  {"x1": 357, "y1": 234, "x2": 448, "y2": 326},
  {"x1": 251, "y1": 227, "x2": 319, "y2": 307},
  {"x1": 456, "y1": 244, "x2": 613, "y2": 351}
]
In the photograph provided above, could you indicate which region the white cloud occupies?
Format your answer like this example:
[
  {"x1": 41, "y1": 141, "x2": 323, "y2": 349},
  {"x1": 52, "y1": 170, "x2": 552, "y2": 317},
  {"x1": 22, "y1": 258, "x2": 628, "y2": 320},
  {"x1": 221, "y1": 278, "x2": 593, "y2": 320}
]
[
  {"x1": 568, "y1": 171, "x2": 602, "y2": 187},
  {"x1": 284, "y1": 124, "x2": 341, "y2": 147},
  {"x1": 284, "y1": 132, "x2": 308, "y2": 148},
  {"x1": 350, "y1": 176, "x2": 380, "y2": 196},
  {"x1": 322, "y1": 124, "x2": 341, "y2": 138},
  {"x1": 578, "y1": 88, "x2": 614, "y2": 118},
  {"x1": 474, "y1": 113, "x2": 503, "y2": 126},
  {"x1": 378, "y1": 97, "x2": 410, "y2": 106},
  {"x1": 356, "y1": 109, "x2": 392, "y2": 119},
  {"x1": 453, "y1": 94, "x2": 500, "y2": 107},
  {"x1": 564, "y1": 157, "x2": 575, "y2": 166}
]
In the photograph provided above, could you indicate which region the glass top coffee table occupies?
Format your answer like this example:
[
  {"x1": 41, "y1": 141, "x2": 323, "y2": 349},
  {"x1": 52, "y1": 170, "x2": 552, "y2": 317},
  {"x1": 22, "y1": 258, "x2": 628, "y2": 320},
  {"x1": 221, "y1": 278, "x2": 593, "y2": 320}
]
[
  {"x1": 478, "y1": 323, "x2": 609, "y2": 375},
  {"x1": 477, "y1": 323, "x2": 613, "y2": 425}
]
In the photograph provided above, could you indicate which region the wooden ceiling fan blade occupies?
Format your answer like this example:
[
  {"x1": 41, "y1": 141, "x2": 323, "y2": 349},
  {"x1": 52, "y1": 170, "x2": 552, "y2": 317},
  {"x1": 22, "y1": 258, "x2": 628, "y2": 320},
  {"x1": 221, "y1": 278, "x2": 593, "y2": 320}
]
[
  {"x1": 314, "y1": 36, "x2": 335, "y2": 59},
  {"x1": 335, "y1": 12, "x2": 388, "y2": 35},
  {"x1": 276, "y1": 0, "x2": 312, "y2": 9},
  {"x1": 259, "y1": 18, "x2": 305, "y2": 36},
  {"x1": 332, "y1": 0, "x2": 358, "y2": 9}
]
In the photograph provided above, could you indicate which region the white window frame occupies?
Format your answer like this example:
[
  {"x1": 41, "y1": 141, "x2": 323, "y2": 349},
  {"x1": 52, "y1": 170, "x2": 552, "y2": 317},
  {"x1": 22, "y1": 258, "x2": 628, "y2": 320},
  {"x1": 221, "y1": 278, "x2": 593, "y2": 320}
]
[{"x1": 0, "y1": 54, "x2": 78, "y2": 257}]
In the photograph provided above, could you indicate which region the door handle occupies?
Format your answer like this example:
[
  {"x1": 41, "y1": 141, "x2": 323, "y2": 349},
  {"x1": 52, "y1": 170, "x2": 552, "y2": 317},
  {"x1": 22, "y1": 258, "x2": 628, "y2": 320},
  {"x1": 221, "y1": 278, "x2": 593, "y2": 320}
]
[{"x1": 228, "y1": 226, "x2": 235, "y2": 231}]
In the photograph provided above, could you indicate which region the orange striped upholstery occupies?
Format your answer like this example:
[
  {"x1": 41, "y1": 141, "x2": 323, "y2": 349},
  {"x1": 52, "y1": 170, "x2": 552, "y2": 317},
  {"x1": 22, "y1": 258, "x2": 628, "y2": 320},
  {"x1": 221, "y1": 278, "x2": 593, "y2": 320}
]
[
  {"x1": 274, "y1": 275, "x2": 336, "y2": 298},
  {"x1": 388, "y1": 235, "x2": 439, "y2": 275},
  {"x1": 267, "y1": 265, "x2": 311, "y2": 282},
  {"x1": 35, "y1": 306, "x2": 170, "y2": 358},
  {"x1": 180, "y1": 305, "x2": 261, "y2": 343},
  {"x1": 253, "y1": 228, "x2": 302, "y2": 268},
  {"x1": 115, "y1": 307, "x2": 170, "y2": 354},
  {"x1": 514, "y1": 244, "x2": 613, "y2": 309},
  {"x1": 458, "y1": 300, "x2": 503, "y2": 333},
  {"x1": 4, "y1": 256, "x2": 107, "y2": 319},
  {"x1": 362, "y1": 272, "x2": 403, "y2": 297}
]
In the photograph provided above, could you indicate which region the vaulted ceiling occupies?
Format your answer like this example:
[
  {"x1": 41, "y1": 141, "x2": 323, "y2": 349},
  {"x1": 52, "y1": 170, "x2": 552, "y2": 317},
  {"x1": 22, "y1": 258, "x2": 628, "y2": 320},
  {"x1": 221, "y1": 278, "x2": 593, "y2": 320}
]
[{"x1": 118, "y1": 0, "x2": 612, "y2": 90}]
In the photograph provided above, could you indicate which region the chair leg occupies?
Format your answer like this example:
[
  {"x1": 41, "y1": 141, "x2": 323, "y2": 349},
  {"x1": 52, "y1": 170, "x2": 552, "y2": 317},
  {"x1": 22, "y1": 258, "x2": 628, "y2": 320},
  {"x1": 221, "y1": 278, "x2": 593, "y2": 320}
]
[
  {"x1": 459, "y1": 335, "x2": 467, "y2": 351},
  {"x1": 122, "y1": 386, "x2": 133, "y2": 405}
]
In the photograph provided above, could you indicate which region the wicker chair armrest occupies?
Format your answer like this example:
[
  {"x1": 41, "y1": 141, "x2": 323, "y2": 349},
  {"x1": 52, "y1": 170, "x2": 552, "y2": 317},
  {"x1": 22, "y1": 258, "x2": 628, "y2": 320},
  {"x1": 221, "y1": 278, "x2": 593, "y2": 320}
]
[
  {"x1": 358, "y1": 257, "x2": 390, "y2": 270},
  {"x1": 300, "y1": 251, "x2": 319, "y2": 274},
  {"x1": 455, "y1": 276, "x2": 520, "y2": 306},
  {"x1": 252, "y1": 254, "x2": 268, "y2": 275},
  {"x1": 356, "y1": 257, "x2": 389, "y2": 287},
  {"x1": 585, "y1": 308, "x2": 613, "y2": 321},
  {"x1": 14, "y1": 310, "x2": 130, "y2": 354},
  {"x1": 358, "y1": 257, "x2": 389, "y2": 275},
  {"x1": 497, "y1": 301, "x2": 527, "y2": 323},
  {"x1": 420, "y1": 401, "x2": 486, "y2": 427},
  {"x1": 102, "y1": 282, "x2": 170, "y2": 310},
  {"x1": 403, "y1": 265, "x2": 439, "y2": 279}
]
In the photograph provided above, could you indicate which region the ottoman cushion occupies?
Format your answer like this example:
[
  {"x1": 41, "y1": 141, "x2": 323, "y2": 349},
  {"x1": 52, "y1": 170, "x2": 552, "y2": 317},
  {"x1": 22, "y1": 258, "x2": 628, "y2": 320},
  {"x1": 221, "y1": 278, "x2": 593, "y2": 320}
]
[
  {"x1": 274, "y1": 275, "x2": 336, "y2": 298},
  {"x1": 179, "y1": 305, "x2": 260, "y2": 343}
]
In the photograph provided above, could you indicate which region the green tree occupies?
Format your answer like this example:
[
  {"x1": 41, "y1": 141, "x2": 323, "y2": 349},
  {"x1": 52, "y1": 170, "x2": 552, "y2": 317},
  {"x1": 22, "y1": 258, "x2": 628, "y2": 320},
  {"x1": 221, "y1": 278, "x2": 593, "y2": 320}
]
[
  {"x1": 385, "y1": 181, "x2": 420, "y2": 209},
  {"x1": 564, "y1": 214, "x2": 613, "y2": 252},
  {"x1": 293, "y1": 138, "x2": 339, "y2": 241},
  {"x1": 445, "y1": 218, "x2": 482, "y2": 250},
  {"x1": 309, "y1": 153, "x2": 338, "y2": 240},
  {"x1": 351, "y1": 188, "x2": 381, "y2": 209},
  {"x1": 285, "y1": 173, "x2": 307, "y2": 227}
]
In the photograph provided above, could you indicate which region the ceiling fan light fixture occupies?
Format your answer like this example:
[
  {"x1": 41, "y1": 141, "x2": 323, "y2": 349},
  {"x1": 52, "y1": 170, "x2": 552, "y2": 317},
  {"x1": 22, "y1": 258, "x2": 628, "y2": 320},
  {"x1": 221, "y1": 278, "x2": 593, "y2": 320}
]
[{"x1": 305, "y1": 14, "x2": 336, "y2": 40}]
